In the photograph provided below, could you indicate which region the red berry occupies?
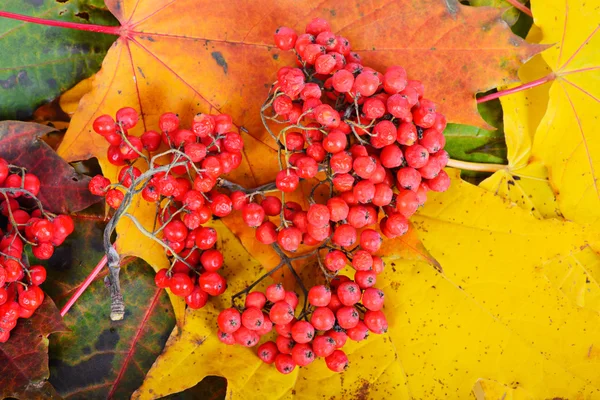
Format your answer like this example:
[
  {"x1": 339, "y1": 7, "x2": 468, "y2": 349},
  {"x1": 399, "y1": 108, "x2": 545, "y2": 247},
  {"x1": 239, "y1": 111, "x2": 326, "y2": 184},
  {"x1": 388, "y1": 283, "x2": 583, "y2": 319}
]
[
  {"x1": 310, "y1": 307, "x2": 335, "y2": 331},
  {"x1": 266, "y1": 283, "x2": 286, "y2": 302},
  {"x1": 258, "y1": 341, "x2": 279, "y2": 364},
  {"x1": 308, "y1": 285, "x2": 331, "y2": 307},
  {"x1": 291, "y1": 343, "x2": 315, "y2": 367},
  {"x1": 169, "y1": 273, "x2": 194, "y2": 297},
  {"x1": 364, "y1": 310, "x2": 388, "y2": 334},
  {"x1": 325, "y1": 350, "x2": 349, "y2": 372},
  {"x1": 337, "y1": 281, "x2": 361, "y2": 306},
  {"x1": 324, "y1": 250, "x2": 347, "y2": 272},
  {"x1": 242, "y1": 203, "x2": 265, "y2": 228},
  {"x1": 336, "y1": 306, "x2": 360, "y2": 329},
  {"x1": 276, "y1": 169, "x2": 299, "y2": 193},
  {"x1": 242, "y1": 307, "x2": 265, "y2": 331},
  {"x1": 274, "y1": 354, "x2": 296, "y2": 374},
  {"x1": 426, "y1": 169, "x2": 450, "y2": 192},
  {"x1": 276, "y1": 333, "x2": 295, "y2": 354},
  {"x1": 362, "y1": 287, "x2": 385, "y2": 311},
  {"x1": 198, "y1": 271, "x2": 226, "y2": 296},
  {"x1": 277, "y1": 226, "x2": 302, "y2": 252},
  {"x1": 93, "y1": 114, "x2": 116, "y2": 135},
  {"x1": 217, "y1": 330, "x2": 236, "y2": 345},
  {"x1": 185, "y1": 287, "x2": 209, "y2": 309},
  {"x1": 269, "y1": 300, "x2": 294, "y2": 325},
  {"x1": 218, "y1": 308, "x2": 241, "y2": 333},
  {"x1": 233, "y1": 326, "x2": 260, "y2": 347},
  {"x1": 245, "y1": 291, "x2": 267, "y2": 310},
  {"x1": 332, "y1": 224, "x2": 357, "y2": 248},
  {"x1": 195, "y1": 227, "x2": 217, "y2": 250},
  {"x1": 256, "y1": 221, "x2": 278, "y2": 244}
]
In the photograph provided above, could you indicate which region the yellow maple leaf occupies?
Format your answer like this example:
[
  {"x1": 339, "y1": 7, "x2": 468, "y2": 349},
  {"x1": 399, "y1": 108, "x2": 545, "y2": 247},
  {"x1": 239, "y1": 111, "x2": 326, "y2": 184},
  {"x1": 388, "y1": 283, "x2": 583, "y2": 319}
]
[
  {"x1": 133, "y1": 173, "x2": 600, "y2": 399},
  {"x1": 527, "y1": 0, "x2": 600, "y2": 223}
]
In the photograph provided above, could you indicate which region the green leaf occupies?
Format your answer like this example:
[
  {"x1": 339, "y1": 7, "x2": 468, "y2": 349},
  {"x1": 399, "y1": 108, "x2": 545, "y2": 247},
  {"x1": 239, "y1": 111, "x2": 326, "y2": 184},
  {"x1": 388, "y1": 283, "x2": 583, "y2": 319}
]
[
  {"x1": 444, "y1": 98, "x2": 508, "y2": 164},
  {"x1": 0, "y1": 0, "x2": 118, "y2": 120},
  {"x1": 38, "y1": 209, "x2": 176, "y2": 399}
]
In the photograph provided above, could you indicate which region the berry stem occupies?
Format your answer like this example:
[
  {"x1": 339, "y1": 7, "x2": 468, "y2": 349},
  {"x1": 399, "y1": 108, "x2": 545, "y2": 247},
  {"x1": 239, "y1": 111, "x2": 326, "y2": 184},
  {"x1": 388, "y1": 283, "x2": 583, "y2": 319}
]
[
  {"x1": 477, "y1": 73, "x2": 555, "y2": 103},
  {"x1": 59, "y1": 253, "x2": 109, "y2": 317},
  {"x1": 446, "y1": 159, "x2": 506, "y2": 172},
  {"x1": 503, "y1": 0, "x2": 533, "y2": 17},
  {"x1": 0, "y1": 10, "x2": 121, "y2": 35}
]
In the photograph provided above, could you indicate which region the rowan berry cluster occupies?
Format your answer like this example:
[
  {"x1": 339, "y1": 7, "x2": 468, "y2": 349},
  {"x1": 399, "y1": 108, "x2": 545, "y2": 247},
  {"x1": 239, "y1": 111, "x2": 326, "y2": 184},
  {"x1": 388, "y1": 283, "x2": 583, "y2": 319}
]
[
  {"x1": 89, "y1": 108, "x2": 244, "y2": 310},
  {"x1": 0, "y1": 158, "x2": 74, "y2": 342},
  {"x1": 216, "y1": 17, "x2": 450, "y2": 373}
]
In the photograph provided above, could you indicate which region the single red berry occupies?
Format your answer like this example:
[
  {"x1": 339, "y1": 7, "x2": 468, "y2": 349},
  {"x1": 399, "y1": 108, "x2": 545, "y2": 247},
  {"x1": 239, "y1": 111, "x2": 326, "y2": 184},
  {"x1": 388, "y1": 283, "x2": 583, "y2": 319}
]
[
  {"x1": 242, "y1": 307, "x2": 265, "y2": 331},
  {"x1": 163, "y1": 220, "x2": 188, "y2": 243},
  {"x1": 336, "y1": 306, "x2": 360, "y2": 329},
  {"x1": 93, "y1": 114, "x2": 116, "y2": 135},
  {"x1": 362, "y1": 287, "x2": 385, "y2": 311},
  {"x1": 364, "y1": 310, "x2": 388, "y2": 334},
  {"x1": 169, "y1": 273, "x2": 194, "y2": 297},
  {"x1": 426, "y1": 169, "x2": 451, "y2": 192},
  {"x1": 256, "y1": 221, "x2": 278, "y2": 245},
  {"x1": 274, "y1": 26, "x2": 298, "y2": 51},
  {"x1": 308, "y1": 285, "x2": 331, "y2": 307},
  {"x1": 322, "y1": 130, "x2": 347, "y2": 154},
  {"x1": 269, "y1": 300, "x2": 294, "y2": 325},
  {"x1": 310, "y1": 307, "x2": 336, "y2": 331},
  {"x1": 312, "y1": 335, "x2": 336, "y2": 358},
  {"x1": 396, "y1": 190, "x2": 420, "y2": 218},
  {"x1": 291, "y1": 342, "x2": 315, "y2": 367},
  {"x1": 290, "y1": 321, "x2": 315, "y2": 344},
  {"x1": 258, "y1": 341, "x2": 279, "y2": 364},
  {"x1": 325, "y1": 350, "x2": 349, "y2": 372},
  {"x1": 200, "y1": 249, "x2": 223, "y2": 272},
  {"x1": 245, "y1": 291, "x2": 267, "y2": 310},
  {"x1": 276, "y1": 169, "x2": 299, "y2": 193},
  {"x1": 154, "y1": 268, "x2": 171, "y2": 288},
  {"x1": 266, "y1": 283, "x2": 286, "y2": 303},
  {"x1": 355, "y1": 270, "x2": 377, "y2": 289},
  {"x1": 233, "y1": 326, "x2": 260, "y2": 347},
  {"x1": 347, "y1": 321, "x2": 370, "y2": 342},
  {"x1": 337, "y1": 281, "x2": 362, "y2": 306},
  {"x1": 217, "y1": 330, "x2": 236, "y2": 345},
  {"x1": 242, "y1": 203, "x2": 265, "y2": 228},
  {"x1": 185, "y1": 287, "x2": 209, "y2": 309},
  {"x1": 324, "y1": 250, "x2": 347, "y2": 272},
  {"x1": 105, "y1": 189, "x2": 124, "y2": 209},
  {"x1": 274, "y1": 353, "x2": 296, "y2": 374},
  {"x1": 198, "y1": 271, "x2": 226, "y2": 296},
  {"x1": 277, "y1": 226, "x2": 302, "y2": 252},
  {"x1": 195, "y1": 227, "x2": 217, "y2": 250},
  {"x1": 332, "y1": 224, "x2": 357, "y2": 248},
  {"x1": 218, "y1": 308, "x2": 242, "y2": 333}
]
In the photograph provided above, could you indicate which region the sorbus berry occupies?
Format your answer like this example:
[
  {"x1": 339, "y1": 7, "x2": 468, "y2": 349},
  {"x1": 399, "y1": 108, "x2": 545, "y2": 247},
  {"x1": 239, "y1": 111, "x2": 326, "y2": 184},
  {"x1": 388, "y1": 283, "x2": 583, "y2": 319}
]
[{"x1": 325, "y1": 350, "x2": 349, "y2": 372}]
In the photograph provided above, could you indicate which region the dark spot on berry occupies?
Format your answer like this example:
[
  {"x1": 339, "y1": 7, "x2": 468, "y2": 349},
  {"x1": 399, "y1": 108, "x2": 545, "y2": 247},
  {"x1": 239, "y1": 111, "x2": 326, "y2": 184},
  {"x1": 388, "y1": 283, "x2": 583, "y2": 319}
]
[{"x1": 211, "y1": 51, "x2": 228, "y2": 74}]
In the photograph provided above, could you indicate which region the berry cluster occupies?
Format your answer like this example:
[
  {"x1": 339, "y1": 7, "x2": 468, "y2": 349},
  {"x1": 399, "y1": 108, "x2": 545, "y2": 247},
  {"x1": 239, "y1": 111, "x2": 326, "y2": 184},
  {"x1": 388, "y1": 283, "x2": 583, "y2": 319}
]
[
  {"x1": 218, "y1": 276, "x2": 386, "y2": 373},
  {"x1": 216, "y1": 17, "x2": 450, "y2": 373},
  {"x1": 89, "y1": 108, "x2": 245, "y2": 309},
  {"x1": 0, "y1": 158, "x2": 74, "y2": 342}
]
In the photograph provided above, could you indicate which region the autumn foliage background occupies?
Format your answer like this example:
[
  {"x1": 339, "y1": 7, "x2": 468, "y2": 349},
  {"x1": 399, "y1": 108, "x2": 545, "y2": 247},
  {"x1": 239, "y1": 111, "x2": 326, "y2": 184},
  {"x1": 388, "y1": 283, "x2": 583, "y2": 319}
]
[{"x1": 1, "y1": 0, "x2": 599, "y2": 399}]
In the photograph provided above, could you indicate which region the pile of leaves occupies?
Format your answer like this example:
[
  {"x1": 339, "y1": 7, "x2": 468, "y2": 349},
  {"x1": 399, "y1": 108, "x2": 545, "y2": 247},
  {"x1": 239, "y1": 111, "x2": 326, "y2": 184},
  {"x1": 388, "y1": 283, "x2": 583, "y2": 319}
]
[{"x1": 1, "y1": 0, "x2": 599, "y2": 398}]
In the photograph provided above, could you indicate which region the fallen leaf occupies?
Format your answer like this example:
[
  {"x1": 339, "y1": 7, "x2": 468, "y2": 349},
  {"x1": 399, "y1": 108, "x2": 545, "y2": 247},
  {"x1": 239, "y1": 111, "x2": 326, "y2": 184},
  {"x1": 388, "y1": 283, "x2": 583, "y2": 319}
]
[
  {"x1": 528, "y1": 0, "x2": 600, "y2": 224},
  {"x1": 0, "y1": 121, "x2": 101, "y2": 214},
  {"x1": 479, "y1": 27, "x2": 560, "y2": 219},
  {"x1": 133, "y1": 173, "x2": 600, "y2": 399},
  {"x1": 0, "y1": 0, "x2": 117, "y2": 120},
  {"x1": 34, "y1": 210, "x2": 177, "y2": 400},
  {"x1": 0, "y1": 296, "x2": 67, "y2": 400}
]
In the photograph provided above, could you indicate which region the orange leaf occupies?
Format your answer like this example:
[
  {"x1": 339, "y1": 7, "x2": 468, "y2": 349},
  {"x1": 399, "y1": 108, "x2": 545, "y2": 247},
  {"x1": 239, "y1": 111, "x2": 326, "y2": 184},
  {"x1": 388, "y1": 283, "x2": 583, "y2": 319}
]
[{"x1": 56, "y1": 0, "x2": 538, "y2": 279}]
